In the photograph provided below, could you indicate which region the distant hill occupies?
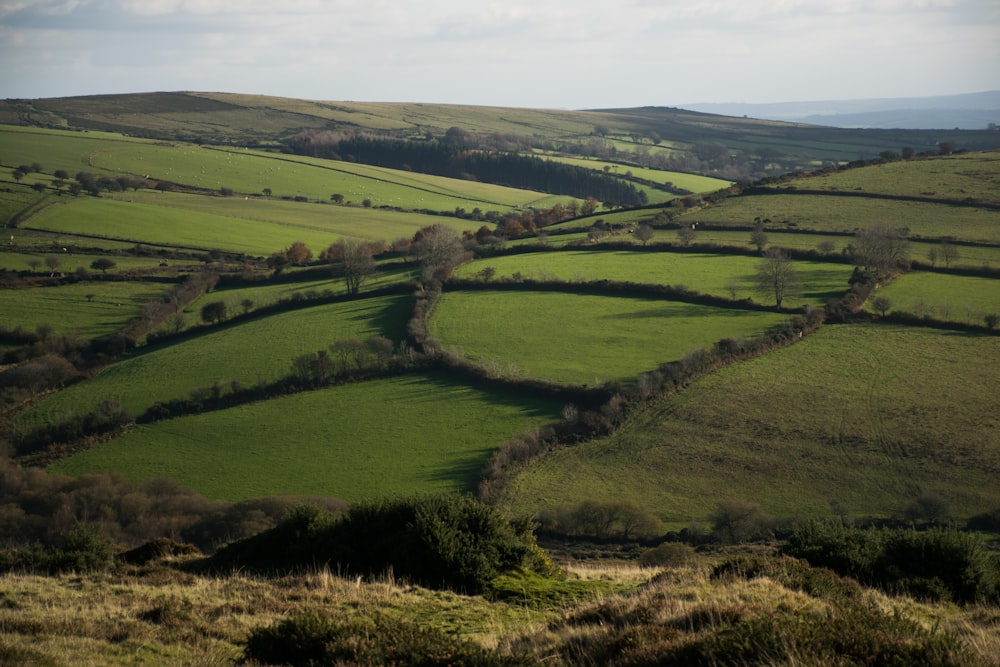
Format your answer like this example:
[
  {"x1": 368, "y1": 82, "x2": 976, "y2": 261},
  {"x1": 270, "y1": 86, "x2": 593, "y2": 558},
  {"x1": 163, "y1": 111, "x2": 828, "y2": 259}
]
[
  {"x1": 682, "y1": 91, "x2": 1000, "y2": 130},
  {"x1": 4, "y1": 92, "x2": 1000, "y2": 182}
]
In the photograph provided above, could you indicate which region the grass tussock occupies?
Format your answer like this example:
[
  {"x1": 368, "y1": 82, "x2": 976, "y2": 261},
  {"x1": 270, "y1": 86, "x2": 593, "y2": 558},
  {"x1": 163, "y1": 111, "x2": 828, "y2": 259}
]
[{"x1": 2, "y1": 551, "x2": 995, "y2": 666}]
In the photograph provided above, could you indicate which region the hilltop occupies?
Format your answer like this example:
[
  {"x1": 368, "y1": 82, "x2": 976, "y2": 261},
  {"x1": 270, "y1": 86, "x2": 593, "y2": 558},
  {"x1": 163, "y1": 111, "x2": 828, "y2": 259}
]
[{"x1": 5, "y1": 91, "x2": 1000, "y2": 182}]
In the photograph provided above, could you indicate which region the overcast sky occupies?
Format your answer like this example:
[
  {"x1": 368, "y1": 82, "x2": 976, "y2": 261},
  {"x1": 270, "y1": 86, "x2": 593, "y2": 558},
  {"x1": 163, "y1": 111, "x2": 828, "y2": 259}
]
[{"x1": 1, "y1": 0, "x2": 998, "y2": 109}]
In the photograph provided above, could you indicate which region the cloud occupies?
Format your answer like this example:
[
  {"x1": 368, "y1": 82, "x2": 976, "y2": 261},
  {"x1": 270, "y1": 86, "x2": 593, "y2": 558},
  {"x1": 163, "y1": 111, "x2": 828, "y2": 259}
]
[{"x1": 0, "y1": 0, "x2": 996, "y2": 107}]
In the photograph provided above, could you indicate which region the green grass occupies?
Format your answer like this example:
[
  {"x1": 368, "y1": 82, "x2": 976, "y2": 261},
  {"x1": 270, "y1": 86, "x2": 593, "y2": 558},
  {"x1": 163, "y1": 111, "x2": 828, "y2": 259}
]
[
  {"x1": 499, "y1": 324, "x2": 1000, "y2": 525},
  {"x1": 868, "y1": 272, "x2": 1000, "y2": 323},
  {"x1": 16, "y1": 294, "x2": 413, "y2": 427},
  {"x1": 48, "y1": 371, "x2": 564, "y2": 501},
  {"x1": 455, "y1": 250, "x2": 855, "y2": 307},
  {"x1": 1, "y1": 125, "x2": 564, "y2": 214},
  {"x1": 766, "y1": 152, "x2": 1000, "y2": 203},
  {"x1": 0, "y1": 250, "x2": 180, "y2": 274},
  {"x1": 22, "y1": 193, "x2": 489, "y2": 257},
  {"x1": 0, "y1": 280, "x2": 171, "y2": 339},
  {"x1": 540, "y1": 154, "x2": 731, "y2": 192},
  {"x1": 678, "y1": 194, "x2": 1000, "y2": 243},
  {"x1": 428, "y1": 290, "x2": 790, "y2": 385}
]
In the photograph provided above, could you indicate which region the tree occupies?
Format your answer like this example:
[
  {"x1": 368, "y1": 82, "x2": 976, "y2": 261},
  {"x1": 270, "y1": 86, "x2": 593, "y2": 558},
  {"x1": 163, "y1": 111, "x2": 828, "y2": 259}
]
[
  {"x1": 262, "y1": 188, "x2": 272, "y2": 198},
  {"x1": 749, "y1": 220, "x2": 768, "y2": 252},
  {"x1": 330, "y1": 193, "x2": 344, "y2": 204},
  {"x1": 200, "y1": 301, "x2": 227, "y2": 324},
  {"x1": 44, "y1": 254, "x2": 62, "y2": 276},
  {"x1": 90, "y1": 258, "x2": 116, "y2": 274},
  {"x1": 854, "y1": 224, "x2": 910, "y2": 276},
  {"x1": 634, "y1": 223, "x2": 654, "y2": 246},
  {"x1": 676, "y1": 225, "x2": 696, "y2": 247},
  {"x1": 326, "y1": 239, "x2": 377, "y2": 295},
  {"x1": 285, "y1": 241, "x2": 311, "y2": 264},
  {"x1": 940, "y1": 242, "x2": 959, "y2": 268},
  {"x1": 26, "y1": 257, "x2": 41, "y2": 272},
  {"x1": 871, "y1": 295, "x2": 891, "y2": 316},
  {"x1": 12, "y1": 169, "x2": 25, "y2": 183},
  {"x1": 412, "y1": 224, "x2": 467, "y2": 283},
  {"x1": 754, "y1": 248, "x2": 802, "y2": 307}
]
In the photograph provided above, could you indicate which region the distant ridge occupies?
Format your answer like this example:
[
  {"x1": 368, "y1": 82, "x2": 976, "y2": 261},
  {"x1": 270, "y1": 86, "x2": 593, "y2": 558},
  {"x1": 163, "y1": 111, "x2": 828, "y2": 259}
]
[{"x1": 683, "y1": 91, "x2": 1000, "y2": 130}]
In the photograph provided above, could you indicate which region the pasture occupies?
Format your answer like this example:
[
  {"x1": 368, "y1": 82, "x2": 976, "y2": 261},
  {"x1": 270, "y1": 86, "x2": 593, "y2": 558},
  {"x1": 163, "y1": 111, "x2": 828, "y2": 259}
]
[
  {"x1": 868, "y1": 272, "x2": 1000, "y2": 323},
  {"x1": 455, "y1": 250, "x2": 855, "y2": 307},
  {"x1": 0, "y1": 125, "x2": 564, "y2": 213},
  {"x1": 48, "y1": 372, "x2": 564, "y2": 501},
  {"x1": 678, "y1": 194, "x2": 1000, "y2": 243},
  {"x1": 766, "y1": 152, "x2": 1000, "y2": 203},
  {"x1": 15, "y1": 294, "x2": 413, "y2": 426},
  {"x1": 499, "y1": 324, "x2": 1000, "y2": 525},
  {"x1": 428, "y1": 290, "x2": 789, "y2": 385},
  {"x1": 0, "y1": 280, "x2": 171, "y2": 339}
]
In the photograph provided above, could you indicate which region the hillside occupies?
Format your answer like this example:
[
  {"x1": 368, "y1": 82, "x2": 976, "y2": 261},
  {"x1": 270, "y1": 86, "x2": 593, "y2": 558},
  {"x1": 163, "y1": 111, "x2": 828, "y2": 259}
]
[
  {"x1": 5, "y1": 92, "x2": 1000, "y2": 182},
  {"x1": 1, "y1": 100, "x2": 999, "y2": 664}
]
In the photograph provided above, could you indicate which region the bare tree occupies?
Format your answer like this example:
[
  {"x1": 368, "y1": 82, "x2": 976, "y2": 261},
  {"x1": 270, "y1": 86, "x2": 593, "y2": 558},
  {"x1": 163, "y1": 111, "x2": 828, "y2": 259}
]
[
  {"x1": 749, "y1": 219, "x2": 768, "y2": 252},
  {"x1": 326, "y1": 238, "x2": 377, "y2": 295},
  {"x1": 754, "y1": 248, "x2": 802, "y2": 307},
  {"x1": 412, "y1": 224, "x2": 468, "y2": 282},
  {"x1": 676, "y1": 225, "x2": 696, "y2": 247},
  {"x1": 940, "y1": 242, "x2": 959, "y2": 268},
  {"x1": 634, "y1": 224, "x2": 654, "y2": 246},
  {"x1": 854, "y1": 224, "x2": 910, "y2": 276},
  {"x1": 871, "y1": 295, "x2": 891, "y2": 316}
]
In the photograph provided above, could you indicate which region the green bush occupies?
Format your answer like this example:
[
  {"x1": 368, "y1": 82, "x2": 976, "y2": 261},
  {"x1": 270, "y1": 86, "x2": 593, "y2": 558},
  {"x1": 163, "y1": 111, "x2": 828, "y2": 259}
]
[
  {"x1": 243, "y1": 611, "x2": 534, "y2": 666},
  {"x1": 784, "y1": 522, "x2": 1000, "y2": 603},
  {"x1": 0, "y1": 523, "x2": 113, "y2": 574},
  {"x1": 207, "y1": 494, "x2": 547, "y2": 594}
]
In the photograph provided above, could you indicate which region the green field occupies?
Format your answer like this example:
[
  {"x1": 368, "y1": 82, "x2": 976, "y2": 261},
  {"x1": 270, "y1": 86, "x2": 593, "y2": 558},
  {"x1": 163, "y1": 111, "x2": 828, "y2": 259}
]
[
  {"x1": 0, "y1": 280, "x2": 171, "y2": 338},
  {"x1": 766, "y1": 152, "x2": 1000, "y2": 203},
  {"x1": 455, "y1": 250, "x2": 855, "y2": 307},
  {"x1": 49, "y1": 372, "x2": 563, "y2": 501},
  {"x1": 0, "y1": 125, "x2": 564, "y2": 214},
  {"x1": 868, "y1": 272, "x2": 1000, "y2": 322},
  {"x1": 499, "y1": 324, "x2": 1000, "y2": 525},
  {"x1": 17, "y1": 294, "x2": 412, "y2": 426},
  {"x1": 678, "y1": 194, "x2": 1000, "y2": 243},
  {"x1": 428, "y1": 290, "x2": 789, "y2": 385}
]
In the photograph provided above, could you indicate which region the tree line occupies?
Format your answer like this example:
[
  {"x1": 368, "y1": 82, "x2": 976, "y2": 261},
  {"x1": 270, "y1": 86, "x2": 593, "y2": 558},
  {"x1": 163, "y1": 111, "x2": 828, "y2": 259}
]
[{"x1": 282, "y1": 131, "x2": 649, "y2": 206}]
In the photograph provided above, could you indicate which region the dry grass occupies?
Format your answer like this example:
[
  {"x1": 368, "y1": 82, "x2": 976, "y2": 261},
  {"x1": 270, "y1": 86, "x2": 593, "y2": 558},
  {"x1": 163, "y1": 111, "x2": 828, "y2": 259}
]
[{"x1": 1, "y1": 556, "x2": 995, "y2": 666}]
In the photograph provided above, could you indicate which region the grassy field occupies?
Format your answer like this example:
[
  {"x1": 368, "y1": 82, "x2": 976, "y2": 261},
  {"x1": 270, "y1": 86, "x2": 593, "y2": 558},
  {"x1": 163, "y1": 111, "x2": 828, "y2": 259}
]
[
  {"x1": 428, "y1": 290, "x2": 789, "y2": 386},
  {"x1": 17, "y1": 295, "x2": 413, "y2": 426},
  {"x1": 455, "y1": 250, "x2": 855, "y2": 307},
  {"x1": 868, "y1": 272, "x2": 1000, "y2": 323},
  {"x1": 0, "y1": 280, "x2": 172, "y2": 339},
  {"x1": 678, "y1": 194, "x2": 1000, "y2": 243},
  {"x1": 539, "y1": 155, "x2": 731, "y2": 193},
  {"x1": 49, "y1": 371, "x2": 564, "y2": 501},
  {"x1": 1, "y1": 125, "x2": 564, "y2": 213},
  {"x1": 766, "y1": 152, "x2": 1000, "y2": 203},
  {"x1": 500, "y1": 324, "x2": 1000, "y2": 525}
]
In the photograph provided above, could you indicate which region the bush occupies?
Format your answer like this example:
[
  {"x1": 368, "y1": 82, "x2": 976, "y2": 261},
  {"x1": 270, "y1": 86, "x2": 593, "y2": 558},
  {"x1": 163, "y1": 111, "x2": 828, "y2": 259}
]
[
  {"x1": 784, "y1": 522, "x2": 1000, "y2": 603},
  {"x1": 244, "y1": 611, "x2": 532, "y2": 666},
  {"x1": 207, "y1": 494, "x2": 548, "y2": 594},
  {"x1": 638, "y1": 542, "x2": 697, "y2": 568},
  {"x1": 0, "y1": 523, "x2": 113, "y2": 574}
]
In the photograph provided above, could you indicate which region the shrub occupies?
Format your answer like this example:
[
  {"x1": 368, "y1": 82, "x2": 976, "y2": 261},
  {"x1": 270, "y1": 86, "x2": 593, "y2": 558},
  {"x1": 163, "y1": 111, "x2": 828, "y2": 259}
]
[
  {"x1": 638, "y1": 542, "x2": 697, "y2": 568},
  {"x1": 784, "y1": 522, "x2": 1000, "y2": 603},
  {"x1": 207, "y1": 495, "x2": 547, "y2": 594},
  {"x1": 244, "y1": 611, "x2": 532, "y2": 666}
]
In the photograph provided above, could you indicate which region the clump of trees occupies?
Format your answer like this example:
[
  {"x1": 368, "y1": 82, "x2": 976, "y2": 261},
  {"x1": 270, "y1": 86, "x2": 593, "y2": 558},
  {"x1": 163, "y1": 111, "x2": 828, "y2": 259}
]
[{"x1": 854, "y1": 224, "x2": 910, "y2": 277}]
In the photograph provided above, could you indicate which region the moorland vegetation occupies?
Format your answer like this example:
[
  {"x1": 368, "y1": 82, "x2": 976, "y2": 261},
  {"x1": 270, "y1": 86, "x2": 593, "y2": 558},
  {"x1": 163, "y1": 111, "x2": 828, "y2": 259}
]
[{"x1": 0, "y1": 94, "x2": 999, "y2": 664}]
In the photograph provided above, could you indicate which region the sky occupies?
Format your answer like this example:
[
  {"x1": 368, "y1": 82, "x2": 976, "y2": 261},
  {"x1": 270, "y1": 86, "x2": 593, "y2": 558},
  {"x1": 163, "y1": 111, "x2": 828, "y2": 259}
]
[{"x1": 1, "y1": 0, "x2": 998, "y2": 109}]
